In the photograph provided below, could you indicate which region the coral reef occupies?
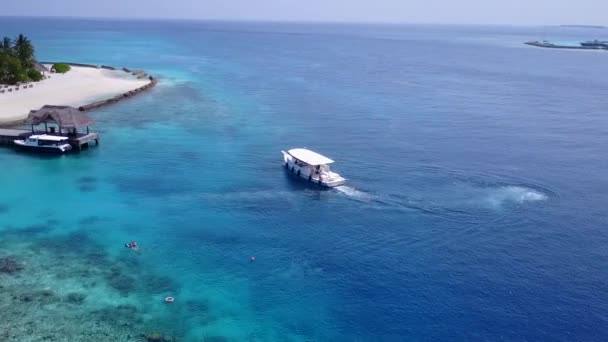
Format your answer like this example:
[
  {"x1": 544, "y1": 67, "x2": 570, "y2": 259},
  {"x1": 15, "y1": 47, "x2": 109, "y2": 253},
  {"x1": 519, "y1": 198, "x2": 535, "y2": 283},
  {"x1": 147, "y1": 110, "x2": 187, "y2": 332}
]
[
  {"x1": 184, "y1": 299, "x2": 215, "y2": 324},
  {"x1": 203, "y1": 337, "x2": 228, "y2": 342},
  {"x1": 143, "y1": 332, "x2": 177, "y2": 342},
  {"x1": 76, "y1": 175, "x2": 98, "y2": 192},
  {"x1": 0, "y1": 227, "x2": 223, "y2": 341},
  {"x1": 91, "y1": 304, "x2": 142, "y2": 328},
  {"x1": 78, "y1": 176, "x2": 97, "y2": 184},
  {"x1": 65, "y1": 292, "x2": 87, "y2": 304},
  {"x1": 0, "y1": 256, "x2": 24, "y2": 274},
  {"x1": 78, "y1": 215, "x2": 110, "y2": 225},
  {"x1": 142, "y1": 274, "x2": 179, "y2": 294},
  {"x1": 11, "y1": 287, "x2": 58, "y2": 305},
  {"x1": 107, "y1": 273, "x2": 137, "y2": 295},
  {"x1": 0, "y1": 232, "x2": 146, "y2": 341},
  {"x1": 105, "y1": 264, "x2": 137, "y2": 295},
  {"x1": 20, "y1": 223, "x2": 52, "y2": 235},
  {"x1": 79, "y1": 184, "x2": 97, "y2": 192}
]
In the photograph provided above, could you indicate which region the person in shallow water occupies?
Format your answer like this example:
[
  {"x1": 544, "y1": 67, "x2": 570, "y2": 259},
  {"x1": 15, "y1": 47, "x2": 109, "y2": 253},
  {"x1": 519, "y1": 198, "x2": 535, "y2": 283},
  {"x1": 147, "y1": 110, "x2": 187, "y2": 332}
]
[{"x1": 125, "y1": 241, "x2": 139, "y2": 251}]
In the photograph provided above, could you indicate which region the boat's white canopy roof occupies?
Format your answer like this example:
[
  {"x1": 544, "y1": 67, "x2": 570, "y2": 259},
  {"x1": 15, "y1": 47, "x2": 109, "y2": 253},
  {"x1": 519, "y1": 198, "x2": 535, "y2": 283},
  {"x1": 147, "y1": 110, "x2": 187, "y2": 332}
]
[
  {"x1": 30, "y1": 134, "x2": 69, "y2": 142},
  {"x1": 288, "y1": 148, "x2": 334, "y2": 166}
]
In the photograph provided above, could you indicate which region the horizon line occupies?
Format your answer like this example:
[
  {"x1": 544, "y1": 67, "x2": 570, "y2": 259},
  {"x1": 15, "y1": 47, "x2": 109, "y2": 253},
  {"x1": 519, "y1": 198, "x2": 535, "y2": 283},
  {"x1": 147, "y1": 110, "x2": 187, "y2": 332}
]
[{"x1": 0, "y1": 14, "x2": 601, "y2": 28}]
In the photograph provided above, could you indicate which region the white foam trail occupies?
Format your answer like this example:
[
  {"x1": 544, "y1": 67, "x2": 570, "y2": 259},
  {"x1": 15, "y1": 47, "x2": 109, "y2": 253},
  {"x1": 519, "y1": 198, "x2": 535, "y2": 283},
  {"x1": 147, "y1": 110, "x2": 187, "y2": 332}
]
[
  {"x1": 198, "y1": 190, "x2": 298, "y2": 203},
  {"x1": 334, "y1": 186, "x2": 374, "y2": 201},
  {"x1": 486, "y1": 186, "x2": 548, "y2": 207}
]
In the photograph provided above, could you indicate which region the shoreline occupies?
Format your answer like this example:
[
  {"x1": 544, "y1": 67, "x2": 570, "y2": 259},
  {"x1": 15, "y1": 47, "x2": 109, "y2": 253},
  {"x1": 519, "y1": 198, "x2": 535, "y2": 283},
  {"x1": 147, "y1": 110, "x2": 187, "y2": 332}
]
[{"x1": 0, "y1": 63, "x2": 158, "y2": 127}]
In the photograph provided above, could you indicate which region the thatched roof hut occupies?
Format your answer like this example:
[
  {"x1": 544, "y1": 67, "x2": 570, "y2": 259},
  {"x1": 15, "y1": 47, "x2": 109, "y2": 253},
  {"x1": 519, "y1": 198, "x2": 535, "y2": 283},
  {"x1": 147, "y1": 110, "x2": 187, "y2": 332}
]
[
  {"x1": 33, "y1": 62, "x2": 49, "y2": 73},
  {"x1": 26, "y1": 105, "x2": 94, "y2": 132}
]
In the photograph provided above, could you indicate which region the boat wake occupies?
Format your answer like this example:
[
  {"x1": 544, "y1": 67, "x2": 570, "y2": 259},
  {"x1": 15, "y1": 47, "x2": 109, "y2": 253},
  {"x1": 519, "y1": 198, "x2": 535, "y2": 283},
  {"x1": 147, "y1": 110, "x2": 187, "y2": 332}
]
[
  {"x1": 334, "y1": 186, "x2": 375, "y2": 202},
  {"x1": 483, "y1": 186, "x2": 548, "y2": 207},
  {"x1": 332, "y1": 181, "x2": 550, "y2": 223}
]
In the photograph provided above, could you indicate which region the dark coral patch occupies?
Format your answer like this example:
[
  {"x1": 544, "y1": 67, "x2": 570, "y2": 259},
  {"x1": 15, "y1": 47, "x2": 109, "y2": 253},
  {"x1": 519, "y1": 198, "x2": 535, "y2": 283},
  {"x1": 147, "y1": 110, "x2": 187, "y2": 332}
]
[
  {"x1": 77, "y1": 176, "x2": 97, "y2": 184},
  {"x1": 65, "y1": 292, "x2": 87, "y2": 304},
  {"x1": 84, "y1": 250, "x2": 109, "y2": 265},
  {"x1": 31, "y1": 230, "x2": 102, "y2": 257},
  {"x1": 107, "y1": 273, "x2": 137, "y2": 296},
  {"x1": 79, "y1": 215, "x2": 111, "y2": 225},
  {"x1": 0, "y1": 256, "x2": 24, "y2": 274},
  {"x1": 16, "y1": 289, "x2": 58, "y2": 305},
  {"x1": 79, "y1": 184, "x2": 97, "y2": 192},
  {"x1": 63, "y1": 231, "x2": 100, "y2": 251},
  {"x1": 77, "y1": 176, "x2": 98, "y2": 192},
  {"x1": 185, "y1": 299, "x2": 209, "y2": 314},
  {"x1": 46, "y1": 218, "x2": 60, "y2": 226},
  {"x1": 2, "y1": 223, "x2": 53, "y2": 239},
  {"x1": 143, "y1": 332, "x2": 177, "y2": 342},
  {"x1": 142, "y1": 274, "x2": 179, "y2": 294},
  {"x1": 91, "y1": 304, "x2": 142, "y2": 328},
  {"x1": 21, "y1": 223, "x2": 53, "y2": 235},
  {"x1": 204, "y1": 336, "x2": 229, "y2": 342}
]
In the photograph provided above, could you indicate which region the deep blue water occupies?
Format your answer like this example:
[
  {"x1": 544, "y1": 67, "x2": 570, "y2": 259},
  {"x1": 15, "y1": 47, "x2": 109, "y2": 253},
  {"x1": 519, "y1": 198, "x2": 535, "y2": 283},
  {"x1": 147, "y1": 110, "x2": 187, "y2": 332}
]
[{"x1": 1, "y1": 18, "x2": 608, "y2": 341}]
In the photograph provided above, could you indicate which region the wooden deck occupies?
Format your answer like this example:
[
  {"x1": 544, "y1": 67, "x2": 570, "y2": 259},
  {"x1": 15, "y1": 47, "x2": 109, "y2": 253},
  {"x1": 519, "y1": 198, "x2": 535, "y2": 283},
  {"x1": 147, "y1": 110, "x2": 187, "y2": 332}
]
[
  {"x1": 0, "y1": 129, "x2": 31, "y2": 145},
  {"x1": 0, "y1": 128, "x2": 99, "y2": 150},
  {"x1": 72, "y1": 132, "x2": 100, "y2": 150}
]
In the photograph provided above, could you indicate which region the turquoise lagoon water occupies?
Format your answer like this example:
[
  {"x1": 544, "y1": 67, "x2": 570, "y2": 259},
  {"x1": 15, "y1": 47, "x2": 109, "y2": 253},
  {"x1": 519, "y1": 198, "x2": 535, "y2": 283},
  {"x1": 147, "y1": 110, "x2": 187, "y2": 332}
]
[{"x1": 1, "y1": 18, "x2": 608, "y2": 341}]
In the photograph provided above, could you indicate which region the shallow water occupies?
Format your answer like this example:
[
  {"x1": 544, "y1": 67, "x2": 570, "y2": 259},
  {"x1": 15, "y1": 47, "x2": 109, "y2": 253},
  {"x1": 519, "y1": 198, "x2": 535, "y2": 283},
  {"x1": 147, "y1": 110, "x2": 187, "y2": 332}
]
[{"x1": 0, "y1": 18, "x2": 607, "y2": 341}]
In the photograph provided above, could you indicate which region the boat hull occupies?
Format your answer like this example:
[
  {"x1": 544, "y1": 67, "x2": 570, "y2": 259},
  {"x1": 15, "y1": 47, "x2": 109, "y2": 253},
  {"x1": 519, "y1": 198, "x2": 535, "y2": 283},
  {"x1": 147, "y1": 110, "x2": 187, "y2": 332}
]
[
  {"x1": 14, "y1": 141, "x2": 72, "y2": 154},
  {"x1": 282, "y1": 152, "x2": 345, "y2": 188}
]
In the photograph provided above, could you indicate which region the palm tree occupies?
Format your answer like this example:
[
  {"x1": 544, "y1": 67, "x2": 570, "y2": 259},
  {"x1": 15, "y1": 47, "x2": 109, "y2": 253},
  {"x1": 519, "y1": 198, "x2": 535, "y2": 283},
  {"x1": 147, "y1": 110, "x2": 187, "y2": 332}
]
[
  {"x1": 13, "y1": 34, "x2": 35, "y2": 68},
  {"x1": 1, "y1": 37, "x2": 12, "y2": 55}
]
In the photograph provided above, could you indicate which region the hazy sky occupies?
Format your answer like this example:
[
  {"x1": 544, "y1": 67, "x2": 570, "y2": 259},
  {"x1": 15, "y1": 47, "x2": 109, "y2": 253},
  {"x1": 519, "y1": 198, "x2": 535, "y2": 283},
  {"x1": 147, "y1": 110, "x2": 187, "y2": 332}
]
[{"x1": 3, "y1": 0, "x2": 607, "y2": 25}]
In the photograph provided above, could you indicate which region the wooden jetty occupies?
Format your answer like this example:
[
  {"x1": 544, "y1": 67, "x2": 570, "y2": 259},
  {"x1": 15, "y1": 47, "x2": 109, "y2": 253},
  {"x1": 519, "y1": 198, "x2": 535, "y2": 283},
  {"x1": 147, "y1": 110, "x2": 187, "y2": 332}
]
[
  {"x1": 0, "y1": 105, "x2": 100, "y2": 151},
  {"x1": 71, "y1": 132, "x2": 100, "y2": 150},
  {"x1": 0, "y1": 129, "x2": 32, "y2": 146},
  {"x1": 0, "y1": 129, "x2": 98, "y2": 150}
]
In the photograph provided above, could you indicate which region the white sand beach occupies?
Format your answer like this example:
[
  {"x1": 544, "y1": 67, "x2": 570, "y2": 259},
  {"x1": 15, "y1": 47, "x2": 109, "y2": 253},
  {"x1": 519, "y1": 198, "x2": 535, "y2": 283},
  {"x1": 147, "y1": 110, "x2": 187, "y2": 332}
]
[{"x1": 0, "y1": 66, "x2": 150, "y2": 124}]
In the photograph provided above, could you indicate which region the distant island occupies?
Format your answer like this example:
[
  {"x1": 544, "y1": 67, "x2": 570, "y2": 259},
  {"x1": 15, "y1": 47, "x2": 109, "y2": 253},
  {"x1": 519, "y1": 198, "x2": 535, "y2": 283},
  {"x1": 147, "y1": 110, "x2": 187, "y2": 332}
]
[
  {"x1": 0, "y1": 34, "x2": 156, "y2": 125},
  {"x1": 560, "y1": 25, "x2": 606, "y2": 29},
  {"x1": 525, "y1": 39, "x2": 608, "y2": 51}
]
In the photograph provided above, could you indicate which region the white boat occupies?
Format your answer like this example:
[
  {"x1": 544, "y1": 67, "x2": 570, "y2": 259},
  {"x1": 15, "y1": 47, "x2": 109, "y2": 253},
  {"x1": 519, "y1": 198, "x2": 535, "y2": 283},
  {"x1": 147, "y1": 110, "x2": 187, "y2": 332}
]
[
  {"x1": 14, "y1": 134, "x2": 72, "y2": 153},
  {"x1": 281, "y1": 148, "x2": 346, "y2": 187}
]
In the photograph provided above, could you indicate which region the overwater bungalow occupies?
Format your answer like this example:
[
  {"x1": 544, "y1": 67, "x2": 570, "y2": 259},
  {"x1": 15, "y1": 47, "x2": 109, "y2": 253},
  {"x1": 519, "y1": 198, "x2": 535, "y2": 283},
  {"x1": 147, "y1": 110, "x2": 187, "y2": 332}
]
[{"x1": 25, "y1": 105, "x2": 99, "y2": 150}]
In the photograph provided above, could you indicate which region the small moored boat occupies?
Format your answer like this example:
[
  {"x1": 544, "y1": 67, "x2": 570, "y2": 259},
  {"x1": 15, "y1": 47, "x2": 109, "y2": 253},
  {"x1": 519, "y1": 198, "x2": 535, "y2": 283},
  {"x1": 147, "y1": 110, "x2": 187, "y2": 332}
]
[
  {"x1": 281, "y1": 148, "x2": 345, "y2": 187},
  {"x1": 14, "y1": 134, "x2": 72, "y2": 154}
]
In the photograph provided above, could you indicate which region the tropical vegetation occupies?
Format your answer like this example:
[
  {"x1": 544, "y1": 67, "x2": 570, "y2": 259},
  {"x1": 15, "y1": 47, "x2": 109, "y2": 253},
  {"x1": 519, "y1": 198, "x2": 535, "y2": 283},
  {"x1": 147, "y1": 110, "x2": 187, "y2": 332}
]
[
  {"x1": 52, "y1": 63, "x2": 71, "y2": 74},
  {"x1": 0, "y1": 34, "x2": 44, "y2": 85}
]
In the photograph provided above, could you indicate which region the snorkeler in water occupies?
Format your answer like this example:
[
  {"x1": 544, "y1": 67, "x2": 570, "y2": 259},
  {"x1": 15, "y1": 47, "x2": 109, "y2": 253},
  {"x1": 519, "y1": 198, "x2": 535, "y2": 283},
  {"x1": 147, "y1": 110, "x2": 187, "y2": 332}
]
[{"x1": 125, "y1": 241, "x2": 139, "y2": 251}]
